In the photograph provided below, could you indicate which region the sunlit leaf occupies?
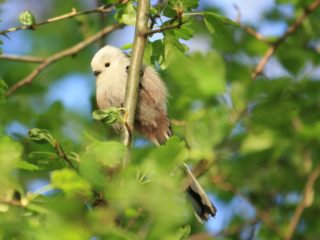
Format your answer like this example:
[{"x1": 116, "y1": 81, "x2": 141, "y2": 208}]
[
  {"x1": 18, "y1": 161, "x2": 40, "y2": 171},
  {"x1": 51, "y1": 169, "x2": 91, "y2": 197},
  {"x1": 115, "y1": 3, "x2": 136, "y2": 25}
]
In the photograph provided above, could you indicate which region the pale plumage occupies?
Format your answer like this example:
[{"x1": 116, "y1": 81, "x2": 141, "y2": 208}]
[{"x1": 91, "y1": 45, "x2": 170, "y2": 145}]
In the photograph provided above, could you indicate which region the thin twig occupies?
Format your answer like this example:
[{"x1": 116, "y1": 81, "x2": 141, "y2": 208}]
[
  {"x1": 144, "y1": 21, "x2": 187, "y2": 36},
  {"x1": 0, "y1": 54, "x2": 45, "y2": 63},
  {"x1": 54, "y1": 141, "x2": 77, "y2": 170},
  {"x1": 0, "y1": 5, "x2": 114, "y2": 35},
  {"x1": 285, "y1": 164, "x2": 320, "y2": 240},
  {"x1": 233, "y1": 4, "x2": 271, "y2": 44},
  {"x1": 252, "y1": 0, "x2": 320, "y2": 79},
  {"x1": 122, "y1": 0, "x2": 149, "y2": 148},
  {"x1": 5, "y1": 23, "x2": 123, "y2": 96}
]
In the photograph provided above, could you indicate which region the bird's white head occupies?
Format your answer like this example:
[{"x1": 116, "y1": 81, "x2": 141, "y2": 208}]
[{"x1": 90, "y1": 45, "x2": 128, "y2": 77}]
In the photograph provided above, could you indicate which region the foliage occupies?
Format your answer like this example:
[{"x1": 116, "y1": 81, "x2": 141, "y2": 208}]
[{"x1": 1, "y1": 0, "x2": 320, "y2": 239}]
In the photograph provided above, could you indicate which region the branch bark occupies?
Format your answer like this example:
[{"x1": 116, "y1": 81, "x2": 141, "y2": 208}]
[
  {"x1": 0, "y1": 5, "x2": 114, "y2": 35},
  {"x1": 252, "y1": 0, "x2": 320, "y2": 79},
  {"x1": 285, "y1": 164, "x2": 320, "y2": 240},
  {"x1": 122, "y1": 0, "x2": 149, "y2": 147},
  {"x1": 5, "y1": 23, "x2": 123, "y2": 96},
  {"x1": 144, "y1": 21, "x2": 187, "y2": 36},
  {"x1": 0, "y1": 54, "x2": 45, "y2": 63}
]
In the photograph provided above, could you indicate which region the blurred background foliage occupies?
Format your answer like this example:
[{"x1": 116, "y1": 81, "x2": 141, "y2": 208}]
[{"x1": 1, "y1": 0, "x2": 320, "y2": 239}]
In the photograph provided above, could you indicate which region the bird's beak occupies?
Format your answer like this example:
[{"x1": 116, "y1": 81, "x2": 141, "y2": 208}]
[{"x1": 93, "y1": 70, "x2": 101, "y2": 76}]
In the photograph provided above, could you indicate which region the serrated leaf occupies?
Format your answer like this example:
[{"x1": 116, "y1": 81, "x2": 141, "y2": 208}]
[
  {"x1": 28, "y1": 128, "x2": 55, "y2": 145},
  {"x1": 92, "y1": 107, "x2": 124, "y2": 125},
  {"x1": 51, "y1": 169, "x2": 91, "y2": 197},
  {"x1": 19, "y1": 10, "x2": 36, "y2": 26}
]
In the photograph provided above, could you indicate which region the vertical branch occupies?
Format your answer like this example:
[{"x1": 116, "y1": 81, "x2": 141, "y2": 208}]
[{"x1": 122, "y1": 0, "x2": 150, "y2": 149}]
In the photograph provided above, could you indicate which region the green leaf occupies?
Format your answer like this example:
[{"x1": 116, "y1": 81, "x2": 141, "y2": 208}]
[
  {"x1": 168, "y1": 0, "x2": 199, "y2": 12},
  {"x1": 0, "y1": 137, "x2": 22, "y2": 194},
  {"x1": 175, "y1": 225, "x2": 191, "y2": 240},
  {"x1": 204, "y1": 17, "x2": 215, "y2": 34},
  {"x1": 151, "y1": 39, "x2": 165, "y2": 66},
  {"x1": 115, "y1": 3, "x2": 136, "y2": 25},
  {"x1": 173, "y1": 21, "x2": 194, "y2": 40},
  {"x1": 0, "y1": 79, "x2": 8, "y2": 103},
  {"x1": 18, "y1": 161, "x2": 40, "y2": 171},
  {"x1": 79, "y1": 141, "x2": 127, "y2": 190},
  {"x1": 162, "y1": 33, "x2": 188, "y2": 68},
  {"x1": 189, "y1": 51, "x2": 226, "y2": 96},
  {"x1": 148, "y1": 136, "x2": 188, "y2": 171},
  {"x1": 86, "y1": 141, "x2": 127, "y2": 167},
  {"x1": 51, "y1": 169, "x2": 91, "y2": 197},
  {"x1": 204, "y1": 11, "x2": 239, "y2": 34},
  {"x1": 28, "y1": 128, "x2": 55, "y2": 146},
  {"x1": 121, "y1": 43, "x2": 133, "y2": 50},
  {"x1": 241, "y1": 130, "x2": 275, "y2": 153},
  {"x1": 186, "y1": 108, "x2": 230, "y2": 159},
  {"x1": 19, "y1": 10, "x2": 36, "y2": 26},
  {"x1": 92, "y1": 107, "x2": 125, "y2": 125},
  {"x1": 204, "y1": 11, "x2": 239, "y2": 26}
]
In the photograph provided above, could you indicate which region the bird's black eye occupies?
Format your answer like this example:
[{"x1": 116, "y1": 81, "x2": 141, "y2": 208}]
[{"x1": 105, "y1": 62, "x2": 110, "y2": 67}]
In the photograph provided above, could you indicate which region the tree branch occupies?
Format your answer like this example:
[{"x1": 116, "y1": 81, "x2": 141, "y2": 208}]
[
  {"x1": 5, "y1": 23, "x2": 123, "y2": 96},
  {"x1": 252, "y1": 0, "x2": 320, "y2": 79},
  {"x1": 144, "y1": 21, "x2": 187, "y2": 36},
  {"x1": 285, "y1": 164, "x2": 320, "y2": 240},
  {"x1": 0, "y1": 54, "x2": 45, "y2": 63},
  {"x1": 233, "y1": 5, "x2": 271, "y2": 45},
  {"x1": 122, "y1": 0, "x2": 149, "y2": 148},
  {"x1": 0, "y1": 5, "x2": 114, "y2": 35},
  {"x1": 54, "y1": 141, "x2": 77, "y2": 170}
]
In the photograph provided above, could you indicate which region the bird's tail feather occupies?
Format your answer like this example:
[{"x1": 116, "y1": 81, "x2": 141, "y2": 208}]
[{"x1": 182, "y1": 163, "x2": 217, "y2": 222}]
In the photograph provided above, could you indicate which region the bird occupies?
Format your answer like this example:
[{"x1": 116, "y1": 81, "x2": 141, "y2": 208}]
[{"x1": 91, "y1": 45, "x2": 217, "y2": 222}]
